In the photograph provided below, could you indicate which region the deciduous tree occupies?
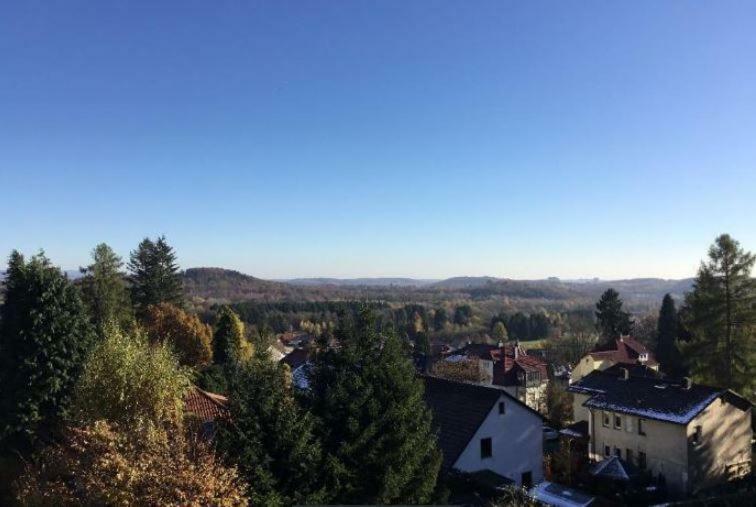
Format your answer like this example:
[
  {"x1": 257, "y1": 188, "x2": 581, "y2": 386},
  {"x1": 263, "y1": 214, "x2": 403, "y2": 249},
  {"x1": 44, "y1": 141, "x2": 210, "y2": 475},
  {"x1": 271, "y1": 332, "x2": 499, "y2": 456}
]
[
  {"x1": 143, "y1": 303, "x2": 213, "y2": 367},
  {"x1": 79, "y1": 243, "x2": 133, "y2": 334}
]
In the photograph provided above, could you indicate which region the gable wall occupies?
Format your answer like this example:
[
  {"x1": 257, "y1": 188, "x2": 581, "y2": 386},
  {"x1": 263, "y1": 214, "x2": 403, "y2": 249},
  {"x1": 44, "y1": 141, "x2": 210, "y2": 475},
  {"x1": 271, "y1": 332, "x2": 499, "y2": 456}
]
[{"x1": 453, "y1": 394, "x2": 543, "y2": 486}]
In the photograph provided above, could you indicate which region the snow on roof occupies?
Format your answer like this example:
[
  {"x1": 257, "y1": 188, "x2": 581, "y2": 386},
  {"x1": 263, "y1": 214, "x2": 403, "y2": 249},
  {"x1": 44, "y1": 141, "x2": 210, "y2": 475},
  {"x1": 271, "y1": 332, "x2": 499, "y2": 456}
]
[{"x1": 530, "y1": 481, "x2": 595, "y2": 507}]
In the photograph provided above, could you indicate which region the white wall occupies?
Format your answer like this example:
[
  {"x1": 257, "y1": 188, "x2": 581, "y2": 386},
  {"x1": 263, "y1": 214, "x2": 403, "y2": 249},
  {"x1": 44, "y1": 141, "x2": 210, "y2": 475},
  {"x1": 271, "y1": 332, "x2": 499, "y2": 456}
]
[{"x1": 453, "y1": 394, "x2": 544, "y2": 486}]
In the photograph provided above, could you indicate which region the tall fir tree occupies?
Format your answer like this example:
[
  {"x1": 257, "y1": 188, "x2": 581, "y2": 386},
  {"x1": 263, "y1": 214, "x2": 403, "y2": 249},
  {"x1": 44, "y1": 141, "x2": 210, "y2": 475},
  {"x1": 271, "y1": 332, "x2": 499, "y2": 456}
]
[
  {"x1": 79, "y1": 243, "x2": 133, "y2": 334},
  {"x1": 217, "y1": 353, "x2": 331, "y2": 506},
  {"x1": 595, "y1": 288, "x2": 633, "y2": 348},
  {"x1": 309, "y1": 308, "x2": 442, "y2": 504},
  {"x1": 656, "y1": 294, "x2": 685, "y2": 377},
  {"x1": 680, "y1": 234, "x2": 755, "y2": 397},
  {"x1": 0, "y1": 251, "x2": 96, "y2": 451},
  {"x1": 128, "y1": 236, "x2": 183, "y2": 317}
]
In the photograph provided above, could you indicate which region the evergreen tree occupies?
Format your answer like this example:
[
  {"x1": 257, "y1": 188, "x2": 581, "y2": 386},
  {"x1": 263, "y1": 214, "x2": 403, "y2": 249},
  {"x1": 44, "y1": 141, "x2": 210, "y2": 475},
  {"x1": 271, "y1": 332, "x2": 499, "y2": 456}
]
[
  {"x1": 453, "y1": 304, "x2": 473, "y2": 326},
  {"x1": 656, "y1": 294, "x2": 685, "y2": 377},
  {"x1": 213, "y1": 306, "x2": 251, "y2": 365},
  {"x1": 595, "y1": 289, "x2": 633, "y2": 348},
  {"x1": 217, "y1": 354, "x2": 331, "y2": 506},
  {"x1": 128, "y1": 236, "x2": 183, "y2": 316},
  {"x1": 309, "y1": 308, "x2": 442, "y2": 504},
  {"x1": 0, "y1": 251, "x2": 96, "y2": 451},
  {"x1": 79, "y1": 243, "x2": 133, "y2": 334},
  {"x1": 433, "y1": 307, "x2": 448, "y2": 331},
  {"x1": 680, "y1": 234, "x2": 755, "y2": 397}
]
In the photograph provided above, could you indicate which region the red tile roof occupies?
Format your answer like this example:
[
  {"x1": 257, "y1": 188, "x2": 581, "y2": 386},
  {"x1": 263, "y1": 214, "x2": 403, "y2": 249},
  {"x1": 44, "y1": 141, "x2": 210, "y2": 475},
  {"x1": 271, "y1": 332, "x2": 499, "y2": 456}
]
[
  {"x1": 589, "y1": 336, "x2": 658, "y2": 366},
  {"x1": 456, "y1": 343, "x2": 549, "y2": 387},
  {"x1": 185, "y1": 387, "x2": 229, "y2": 423}
]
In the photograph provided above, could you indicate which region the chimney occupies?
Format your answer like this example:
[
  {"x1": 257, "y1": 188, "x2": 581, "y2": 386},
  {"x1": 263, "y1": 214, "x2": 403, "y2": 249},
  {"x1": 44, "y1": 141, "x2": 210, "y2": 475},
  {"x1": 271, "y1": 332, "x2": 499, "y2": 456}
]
[
  {"x1": 682, "y1": 377, "x2": 692, "y2": 390},
  {"x1": 620, "y1": 367, "x2": 629, "y2": 380},
  {"x1": 514, "y1": 341, "x2": 520, "y2": 359}
]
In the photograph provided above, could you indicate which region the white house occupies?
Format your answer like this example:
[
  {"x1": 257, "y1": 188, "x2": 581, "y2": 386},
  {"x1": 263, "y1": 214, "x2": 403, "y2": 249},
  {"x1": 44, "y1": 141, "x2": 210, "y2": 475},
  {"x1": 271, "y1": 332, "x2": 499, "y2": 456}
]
[{"x1": 422, "y1": 375, "x2": 544, "y2": 488}]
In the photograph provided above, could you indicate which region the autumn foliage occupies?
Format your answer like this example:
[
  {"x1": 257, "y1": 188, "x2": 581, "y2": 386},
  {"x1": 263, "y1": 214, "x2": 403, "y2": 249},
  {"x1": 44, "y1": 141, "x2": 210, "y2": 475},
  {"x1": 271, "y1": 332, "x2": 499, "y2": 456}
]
[{"x1": 143, "y1": 303, "x2": 213, "y2": 367}]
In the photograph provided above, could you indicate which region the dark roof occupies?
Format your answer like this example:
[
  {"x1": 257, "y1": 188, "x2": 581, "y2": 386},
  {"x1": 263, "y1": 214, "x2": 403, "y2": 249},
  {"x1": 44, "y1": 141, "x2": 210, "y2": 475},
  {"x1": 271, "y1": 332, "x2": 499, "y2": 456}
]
[
  {"x1": 185, "y1": 387, "x2": 229, "y2": 423},
  {"x1": 560, "y1": 420, "x2": 589, "y2": 438},
  {"x1": 280, "y1": 348, "x2": 309, "y2": 370},
  {"x1": 589, "y1": 456, "x2": 639, "y2": 481},
  {"x1": 602, "y1": 362, "x2": 661, "y2": 379},
  {"x1": 569, "y1": 370, "x2": 750, "y2": 425},
  {"x1": 422, "y1": 375, "x2": 502, "y2": 470},
  {"x1": 421, "y1": 375, "x2": 542, "y2": 470}
]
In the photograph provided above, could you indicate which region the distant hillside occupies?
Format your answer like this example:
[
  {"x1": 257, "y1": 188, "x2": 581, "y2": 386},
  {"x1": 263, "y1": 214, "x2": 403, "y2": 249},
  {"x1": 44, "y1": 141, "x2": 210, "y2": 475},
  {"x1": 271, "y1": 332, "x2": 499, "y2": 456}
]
[
  {"x1": 286, "y1": 277, "x2": 436, "y2": 287},
  {"x1": 182, "y1": 267, "x2": 696, "y2": 311}
]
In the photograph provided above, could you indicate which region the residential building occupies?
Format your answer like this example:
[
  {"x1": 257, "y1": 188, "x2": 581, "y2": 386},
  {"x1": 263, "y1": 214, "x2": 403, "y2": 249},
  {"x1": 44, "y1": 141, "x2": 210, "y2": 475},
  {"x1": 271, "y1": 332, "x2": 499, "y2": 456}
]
[
  {"x1": 184, "y1": 386, "x2": 230, "y2": 438},
  {"x1": 568, "y1": 368, "x2": 752, "y2": 496},
  {"x1": 446, "y1": 342, "x2": 549, "y2": 412},
  {"x1": 571, "y1": 335, "x2": 658, "y2": 383},
  {"x1": 280, "y1": 348, "x2": 312, "y2": 390},
  {"x1": 422, "y1": 375, "x2": 544, "y2": 488}
]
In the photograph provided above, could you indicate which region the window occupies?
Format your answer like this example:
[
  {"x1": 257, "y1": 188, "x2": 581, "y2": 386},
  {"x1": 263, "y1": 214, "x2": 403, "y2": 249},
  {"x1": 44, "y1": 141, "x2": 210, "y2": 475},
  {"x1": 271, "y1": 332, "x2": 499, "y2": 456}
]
[
  {"x1": 614, "y1": 415, "x2": 622, "y2": 430},
  {"x1": 480, "y1": 437, "x2": 492, "y2": 459},
  {"x1": 521, "y1": 471, "x2": 533, "y2": 489},
  {"x1": 614, "y1": 447, "x2": 621, "y2": 458},
  {"x1": 638, "y1": 451, "x2": 647, "y2": 470},
  {"x1": 603, "y1": 412, "x2": 610, "y2": 427},
  {"x1": 604, "y1": 445, "x2": 610, "y2": 456},
  {"x1": 626, "y1": 449, "x2": 633, "y2": 464},
  {"x1": 498, "y1": 401, "x2": 505, "y2": 415},
  {"x1": 692, "y1": 425, "x2": 702, "y2": 445},
  {"x1": 638, "y1": 418, "x2": 646, "y2": 436}
]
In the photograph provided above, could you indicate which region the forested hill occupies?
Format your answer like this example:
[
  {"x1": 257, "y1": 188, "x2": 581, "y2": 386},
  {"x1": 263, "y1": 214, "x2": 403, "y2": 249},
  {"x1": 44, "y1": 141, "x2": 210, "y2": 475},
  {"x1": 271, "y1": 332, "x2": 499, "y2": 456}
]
[{"x1": 182, "y1": 267, "x2": 694, "y2": 310}]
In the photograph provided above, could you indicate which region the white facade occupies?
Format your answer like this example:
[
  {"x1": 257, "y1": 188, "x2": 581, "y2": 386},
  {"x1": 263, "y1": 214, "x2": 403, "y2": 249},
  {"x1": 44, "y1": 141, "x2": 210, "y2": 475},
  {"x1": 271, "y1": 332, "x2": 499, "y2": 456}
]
[{"x1": 453, "y1": 393, "x2": 544, "y2": 486}]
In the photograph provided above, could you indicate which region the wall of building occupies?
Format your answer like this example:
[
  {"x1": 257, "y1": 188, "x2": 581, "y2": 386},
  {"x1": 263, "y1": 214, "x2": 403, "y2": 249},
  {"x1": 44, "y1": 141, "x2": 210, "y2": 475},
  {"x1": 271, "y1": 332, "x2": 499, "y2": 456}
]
[
  {"x1": 454, "y1": 394, "x2": 544, "y2": 486},
  {"x1": 571, "y1": 355, "x2": 613, "y2": 382},
  {"x1": 589, "y1": 409, "x2": 689, "y2": 494},
  {"x1": 687, "y1": 397, "x2": 752, "y2": 493},
  {"x1": 572, "y1": 392, "x2": 591, "y2": 424}
]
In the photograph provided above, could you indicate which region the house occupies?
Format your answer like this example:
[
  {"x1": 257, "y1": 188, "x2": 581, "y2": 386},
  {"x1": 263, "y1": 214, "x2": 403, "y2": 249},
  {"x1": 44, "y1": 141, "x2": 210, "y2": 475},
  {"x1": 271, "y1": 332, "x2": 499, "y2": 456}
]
[
  {"x1": 184, "y1": 386, "x2": 230, "y2": 438},
  {"x1": 571, "y1": 335, "x2": 658, "y2": 383},
  {"x1": 422, "y1": 375, "x2": 544, "y2": 488},
  {"x1": 280, "y1": 348, "x2": 312, "y2": 390},
  {"x1": 529, "y1": 481, "x2": 595, "y2": 507},
  {"x1": 446, "y1": 342, "x2": 550, "y2": 412},
  {"x1": 568, "y1": 368, "x2": 752, "y2": 496}
]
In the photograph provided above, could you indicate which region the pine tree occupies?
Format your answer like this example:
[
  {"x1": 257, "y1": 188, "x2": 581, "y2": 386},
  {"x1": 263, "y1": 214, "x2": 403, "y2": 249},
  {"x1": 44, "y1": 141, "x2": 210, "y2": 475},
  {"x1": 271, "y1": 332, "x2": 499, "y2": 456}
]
[
  {"x1": 128, "y1": 236, "x2": 183, "y2": 316},
  {"x1": 309, "y1": 308, "x2": 442, "y2": 504},
  {"x1": 217, "y1": 354, "x2": 331, "y2": 506},
  {"x1": 213, "y1": 306, "x2": 251, "y2": 365},
  {"x1": 680, "y1": 234, "x2": 755, "y2": 397},
  {"x1": 0, "y1": 251, "x2": 96, "y2": 451},
  {"x1": 595, "y1": 288, "x2": 633, "y2": 348},
  {"x1": 79, "y1": 243, "x2": 133, "y2": 334},
  {"x1": 656, "y1": 294, "x2": 685, "y2": 377}
]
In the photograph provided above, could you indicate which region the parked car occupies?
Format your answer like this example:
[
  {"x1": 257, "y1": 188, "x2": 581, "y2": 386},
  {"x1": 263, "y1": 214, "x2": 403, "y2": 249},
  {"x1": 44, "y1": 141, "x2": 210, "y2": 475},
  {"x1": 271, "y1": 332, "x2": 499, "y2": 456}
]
[{"x1": 543, "y1": 425, "x2": 559, "y2": 441}]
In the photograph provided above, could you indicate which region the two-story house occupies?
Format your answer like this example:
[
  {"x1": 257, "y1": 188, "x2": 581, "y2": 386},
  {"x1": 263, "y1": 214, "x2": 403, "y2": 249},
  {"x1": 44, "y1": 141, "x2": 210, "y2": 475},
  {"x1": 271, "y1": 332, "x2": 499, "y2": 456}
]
[
  {"x1": 422, "y1": 375, "x2": 544, "y2": 488},
  {"x1": 568, "y1": 368, "x2": 752, "y2": 496},
  {"x1": 445, "y1": 342, "x2": 549, "y2": 413},
  {"x1": 571, "y1": 335, "x2": 658, "y2": 383}
]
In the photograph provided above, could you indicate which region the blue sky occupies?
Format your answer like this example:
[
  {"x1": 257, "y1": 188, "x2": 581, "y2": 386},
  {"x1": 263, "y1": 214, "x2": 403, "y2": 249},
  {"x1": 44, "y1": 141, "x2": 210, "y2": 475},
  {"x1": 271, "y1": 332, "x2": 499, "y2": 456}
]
[{"x1": 1, "y1": 1, "x2": 755, "y2": 279}]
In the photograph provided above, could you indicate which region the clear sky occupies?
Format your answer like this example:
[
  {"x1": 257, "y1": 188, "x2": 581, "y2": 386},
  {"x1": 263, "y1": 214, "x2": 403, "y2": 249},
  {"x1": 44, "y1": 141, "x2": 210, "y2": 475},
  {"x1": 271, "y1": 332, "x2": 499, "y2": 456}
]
[{"x1": 1, "y1": 1, "x2": 755, "y2": 280}]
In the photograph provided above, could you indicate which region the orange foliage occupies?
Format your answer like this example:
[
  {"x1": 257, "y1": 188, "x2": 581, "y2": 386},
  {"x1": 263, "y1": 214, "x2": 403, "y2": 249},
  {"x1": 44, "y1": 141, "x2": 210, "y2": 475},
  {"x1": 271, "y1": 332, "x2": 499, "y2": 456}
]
[{"x1": 143, "y1": 303, "x2": 213, "y2": 367}]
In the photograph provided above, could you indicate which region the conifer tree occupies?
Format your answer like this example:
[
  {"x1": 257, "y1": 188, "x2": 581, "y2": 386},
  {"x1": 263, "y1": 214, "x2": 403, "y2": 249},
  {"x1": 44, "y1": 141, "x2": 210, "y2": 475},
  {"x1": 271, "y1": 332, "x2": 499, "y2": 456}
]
[
  {"x1": 79, "y1": 243, "x2": 133, "y2": 334},
  {"x1": 595, "y1": 288, "x2": 633, "y2": 348},
  {"x1": 309, "y1": 308, "x2": 442, "y2": 504},
  {"x1": 0, "y1": 251, "x2": 96, "y2": 451},
  {"x1": 681, "y1": 234, "x2": 755, "y2": 396},
  {"x1": 128, "y1": 236, "x2": 183, "y2": 316},
  {"x1": 217, "y1": 353, "x2": 331, "y2": 506},
  {"x1": 656, "y1": 294, "x2": 685, "y2": 377}
]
